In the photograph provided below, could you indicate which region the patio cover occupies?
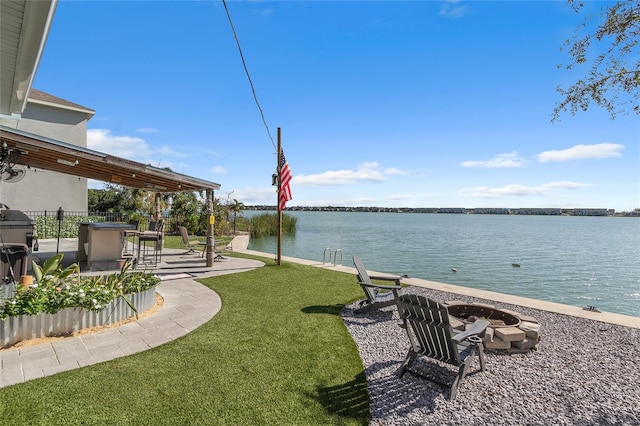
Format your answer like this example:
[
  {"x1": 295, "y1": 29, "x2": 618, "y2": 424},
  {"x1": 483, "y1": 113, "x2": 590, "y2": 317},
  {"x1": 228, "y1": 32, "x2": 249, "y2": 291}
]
[{"x1": 0, "y1": 125, "x2": 221, "y2": 193}]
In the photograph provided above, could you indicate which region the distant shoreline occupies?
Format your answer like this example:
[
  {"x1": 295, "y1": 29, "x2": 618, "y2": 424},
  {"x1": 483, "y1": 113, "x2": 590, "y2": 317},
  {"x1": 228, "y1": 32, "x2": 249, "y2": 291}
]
[{"x1": 246, "y1": 205, "x2": 639, "y2": 217}]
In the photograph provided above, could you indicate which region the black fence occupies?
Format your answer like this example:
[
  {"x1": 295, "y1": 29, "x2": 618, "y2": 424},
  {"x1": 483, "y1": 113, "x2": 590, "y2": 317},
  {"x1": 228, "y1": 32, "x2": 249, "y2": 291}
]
[{"x1": 22, "y1": 211, "x2": 178, "y2": 239}]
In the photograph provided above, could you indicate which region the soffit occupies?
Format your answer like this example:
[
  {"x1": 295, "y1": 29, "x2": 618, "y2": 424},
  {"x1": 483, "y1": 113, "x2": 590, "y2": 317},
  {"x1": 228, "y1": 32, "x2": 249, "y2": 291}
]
[{"x1": 0, "y1": 0, "x2": 58, "y2": 117}]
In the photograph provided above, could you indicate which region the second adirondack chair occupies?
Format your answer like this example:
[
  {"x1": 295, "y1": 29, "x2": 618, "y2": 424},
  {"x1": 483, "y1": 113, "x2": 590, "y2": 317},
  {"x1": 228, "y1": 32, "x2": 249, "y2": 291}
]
[{"x1": 352, "y1": 255, "x2": 403, "y2": 314}]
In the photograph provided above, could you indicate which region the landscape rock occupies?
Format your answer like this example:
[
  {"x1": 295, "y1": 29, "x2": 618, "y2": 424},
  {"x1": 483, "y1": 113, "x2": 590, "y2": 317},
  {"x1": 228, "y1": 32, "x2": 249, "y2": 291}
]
[{"x1": 342, "y1": 285, "x2": 640, "y2": 425}]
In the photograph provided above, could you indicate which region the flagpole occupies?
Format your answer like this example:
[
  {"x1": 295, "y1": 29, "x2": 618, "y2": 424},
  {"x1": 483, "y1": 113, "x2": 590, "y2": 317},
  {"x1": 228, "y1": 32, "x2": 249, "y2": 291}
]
[{"x1": 276, "y1": 127, "x2": 282, "y2": 266}]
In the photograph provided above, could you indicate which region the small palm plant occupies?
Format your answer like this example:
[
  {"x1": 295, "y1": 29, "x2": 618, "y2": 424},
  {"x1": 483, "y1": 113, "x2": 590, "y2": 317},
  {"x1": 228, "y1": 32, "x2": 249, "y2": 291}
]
[{"x1": 31, "y1": 253, "x2": 79, "y2": 285}]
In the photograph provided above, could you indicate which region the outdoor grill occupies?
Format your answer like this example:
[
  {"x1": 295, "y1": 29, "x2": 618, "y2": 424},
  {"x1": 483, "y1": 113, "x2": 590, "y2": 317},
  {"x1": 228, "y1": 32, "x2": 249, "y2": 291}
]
[
  {"x1": 0, "y1": 210, "x2": 35, "y2": 280},
  {"x1": 0, "y1": 210, "x2": 35, "y2": 248}
]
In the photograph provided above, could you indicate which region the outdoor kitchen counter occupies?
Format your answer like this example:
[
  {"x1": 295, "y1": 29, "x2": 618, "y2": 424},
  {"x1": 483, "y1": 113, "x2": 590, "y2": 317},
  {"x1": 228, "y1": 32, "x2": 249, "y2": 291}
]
[{"x1": 77, "y1": 223, "x2": 135, "y2": 270}]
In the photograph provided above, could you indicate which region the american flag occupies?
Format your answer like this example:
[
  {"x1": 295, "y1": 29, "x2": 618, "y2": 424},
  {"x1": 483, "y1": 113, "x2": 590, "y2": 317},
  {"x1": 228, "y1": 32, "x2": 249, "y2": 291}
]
[{"x1": 279, "y1": 150, "x2": 292, "y2": 211}]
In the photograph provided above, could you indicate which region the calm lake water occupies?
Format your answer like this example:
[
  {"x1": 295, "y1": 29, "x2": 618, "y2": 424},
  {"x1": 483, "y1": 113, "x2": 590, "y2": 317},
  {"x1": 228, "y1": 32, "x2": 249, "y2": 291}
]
[{"x1": 246, "y1": 211, "x2": 640, "y2": 317}]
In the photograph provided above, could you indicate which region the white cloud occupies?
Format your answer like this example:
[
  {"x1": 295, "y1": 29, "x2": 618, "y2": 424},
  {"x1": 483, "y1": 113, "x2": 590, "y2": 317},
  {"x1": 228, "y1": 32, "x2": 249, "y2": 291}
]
[
  {"x1": 459, "y1": 184, "x2": 544, "y2": 198},
  {"x1": 293, "y1": 162, "x2": 405, "y2": 186},
  {"x1": 439, "y1": 0, "x2": 469, "y2": 18},
  {"x1": 342, "y1": 197, "x2": 376, "y2": 206},
  {"x1": 461, "y1": 151, "x2": 528, "y2": 168},
  {"x1": 536, "y1": 143, "x2": 624, "y2": 162},
  {"x1": 88, "y1": 129, "x2": 151, "y2": 158},
  {"x1": 387, "y1": 194, "x2": 412, "y2": 200},
  {"x1": 541, "y1": 181, "x2": 592, "y2": 189},
  {"x1": 458, "y1": 181, "x2": 591, "y2": 198},
  {"x1": 259, "y1": 6, "x2": 274, "y2": 18},
  {"x1": 233, "y1": 187, "x2": 276, "y2": 204},
  {"x1": 88, "y1": 129, "x2": 189, "y2": 169},
  {"x1": 135, "y1": 128, "x2": 159, "y2": 133},
  {"x1": 361, "y1": 161, "x2": 380, "y2": 169},
  {"x1": 156, "y1": 145, "x2": 187, "y2": 158},
  {"x1": 294, "y1": 197, "x2": 377, "y2": 207},
  {"x1": 458, "y1": 181, "x2": 592, "y2": 198},
  {"x1": 211, "y1": 166, "x2": 227, "y2": 174},
  {"x1": 383, "y1": 167, "x2": 409, "y2": 175}
]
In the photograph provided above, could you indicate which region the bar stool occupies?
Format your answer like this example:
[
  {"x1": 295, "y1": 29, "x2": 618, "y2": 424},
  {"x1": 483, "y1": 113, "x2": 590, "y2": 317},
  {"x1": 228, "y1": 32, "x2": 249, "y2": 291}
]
[
  {"x1": 122, "y1": 219, "x2": 140, "y2": 257},
  {"x1": 137, "y1": 220, "x2": 164, "y2": 266}
]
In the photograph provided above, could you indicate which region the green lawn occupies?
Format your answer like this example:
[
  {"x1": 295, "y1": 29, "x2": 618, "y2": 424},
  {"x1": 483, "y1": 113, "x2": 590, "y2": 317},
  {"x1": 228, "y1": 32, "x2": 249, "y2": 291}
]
[{"x1": 0, "y1": 254, "x2": 370, "y2": 425}]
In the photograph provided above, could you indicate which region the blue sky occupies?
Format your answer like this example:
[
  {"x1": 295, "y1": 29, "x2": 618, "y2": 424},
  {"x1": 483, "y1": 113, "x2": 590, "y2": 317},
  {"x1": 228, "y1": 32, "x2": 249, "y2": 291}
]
[{"x1": 33, "y1": 1, "x2": 639, "y2": 211}]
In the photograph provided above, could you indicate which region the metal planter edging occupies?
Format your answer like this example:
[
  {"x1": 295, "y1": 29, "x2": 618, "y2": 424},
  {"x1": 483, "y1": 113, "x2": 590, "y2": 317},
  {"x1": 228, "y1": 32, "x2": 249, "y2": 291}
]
[{"x1": 1, "y1": 287, "x2": 156, "y2": 348}]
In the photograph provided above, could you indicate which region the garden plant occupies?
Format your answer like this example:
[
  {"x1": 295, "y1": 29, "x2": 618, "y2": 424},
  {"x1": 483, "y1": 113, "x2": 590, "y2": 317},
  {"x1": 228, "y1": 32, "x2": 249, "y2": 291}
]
[{"x1": 0, "y1": 254, "x2": 160, "y2": 320}]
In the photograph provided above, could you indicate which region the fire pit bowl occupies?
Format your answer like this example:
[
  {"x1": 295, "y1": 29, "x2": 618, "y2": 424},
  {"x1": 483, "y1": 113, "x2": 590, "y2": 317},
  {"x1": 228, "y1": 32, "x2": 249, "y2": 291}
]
[{"x1": 447, "y1": 304, "x2": 521, "y2": 328}]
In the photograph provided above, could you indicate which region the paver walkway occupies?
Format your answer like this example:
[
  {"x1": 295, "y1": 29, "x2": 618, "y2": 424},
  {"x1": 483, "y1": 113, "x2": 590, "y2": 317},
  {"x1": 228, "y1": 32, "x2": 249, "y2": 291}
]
[{"x1": 0, "y1": 235, "x2": 261, "y2": 388}]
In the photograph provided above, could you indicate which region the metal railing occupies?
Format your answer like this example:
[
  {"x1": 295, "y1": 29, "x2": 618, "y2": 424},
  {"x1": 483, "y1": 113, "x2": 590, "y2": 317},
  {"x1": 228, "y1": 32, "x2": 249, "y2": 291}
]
[
  {"x1": 21, "y1": 211, "x2": 178, "y2": 239},
  {"x1": 322, "y1": 247, "x2": 343, "y2": 266}
]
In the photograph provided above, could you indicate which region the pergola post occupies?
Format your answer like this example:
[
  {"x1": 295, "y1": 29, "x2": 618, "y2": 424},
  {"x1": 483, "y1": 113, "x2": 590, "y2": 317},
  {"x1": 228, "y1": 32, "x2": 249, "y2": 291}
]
[
  {"x1": 154, "y1": 193, "x2": 161, "y2": 222},
  {"x1": 205, "y1": 189, "x2": 214, "y2": 267}
]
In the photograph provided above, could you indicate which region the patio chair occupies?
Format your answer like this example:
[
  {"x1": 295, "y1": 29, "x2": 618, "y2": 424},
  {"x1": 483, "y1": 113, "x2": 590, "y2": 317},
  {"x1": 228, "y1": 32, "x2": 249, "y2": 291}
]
[
  {"x1": 200, "y1": 239, "x2": 232, "y2": 260},
  {"x1": 352, "y1": 255, "x2": 403, "y2": 314},
  {"x1": 178, "y1": 226, "x2": 203, "y2": 255},
  {"x1": 138, "y1": 219, "x2": 164, "y2": 266},
  {"x1": 396, "y1": 294, "x2": 489, "y2": 400}
]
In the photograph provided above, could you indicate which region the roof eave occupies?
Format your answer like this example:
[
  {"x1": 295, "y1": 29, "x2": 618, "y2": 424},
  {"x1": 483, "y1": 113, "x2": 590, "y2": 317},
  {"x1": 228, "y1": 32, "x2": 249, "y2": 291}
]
[
  {"x1": 6, "y1": 1, "x2": 58, "y2": 117},
  {"x1": 28, "y1": 98, "x2": 96, "y2": 120}
]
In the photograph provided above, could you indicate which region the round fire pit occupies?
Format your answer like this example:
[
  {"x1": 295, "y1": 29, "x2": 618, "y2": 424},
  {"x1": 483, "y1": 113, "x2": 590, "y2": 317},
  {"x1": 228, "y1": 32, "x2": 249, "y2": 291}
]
[{"x1": 447, "y1": 304, "x2": 521, "y2": 328}]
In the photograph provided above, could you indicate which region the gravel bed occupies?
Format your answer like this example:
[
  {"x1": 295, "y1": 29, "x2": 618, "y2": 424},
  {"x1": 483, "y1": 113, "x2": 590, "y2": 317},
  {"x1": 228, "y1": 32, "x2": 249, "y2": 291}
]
[{"x1": 341, "y1": 286, "x2": 640, "y2": 425}]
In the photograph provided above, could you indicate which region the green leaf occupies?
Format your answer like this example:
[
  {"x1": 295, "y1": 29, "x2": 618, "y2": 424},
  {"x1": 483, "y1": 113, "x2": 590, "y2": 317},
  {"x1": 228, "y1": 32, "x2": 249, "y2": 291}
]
[
  {"x1": 31, "y1": 260, "x2": 44, "y2": 282},
  {"x1": 41, "y1": 254, "x2": 65, "y2": 276}
]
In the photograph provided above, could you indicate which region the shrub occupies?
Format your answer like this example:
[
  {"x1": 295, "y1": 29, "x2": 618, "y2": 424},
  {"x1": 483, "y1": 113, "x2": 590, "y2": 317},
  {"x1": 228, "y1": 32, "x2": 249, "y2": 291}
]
[
  {"x1": 246, "y1": 213, "x2": 297, "y2": 238},
  {"x1": 0, "y1": 254, "x2": 160, "y2": 320}
]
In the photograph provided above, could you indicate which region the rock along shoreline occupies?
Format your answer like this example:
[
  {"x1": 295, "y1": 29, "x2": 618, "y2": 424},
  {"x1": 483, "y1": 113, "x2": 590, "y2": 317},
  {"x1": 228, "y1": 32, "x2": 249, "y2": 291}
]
[{"x1": 342, "y1": 285, "x2": 640, "y2": 425}]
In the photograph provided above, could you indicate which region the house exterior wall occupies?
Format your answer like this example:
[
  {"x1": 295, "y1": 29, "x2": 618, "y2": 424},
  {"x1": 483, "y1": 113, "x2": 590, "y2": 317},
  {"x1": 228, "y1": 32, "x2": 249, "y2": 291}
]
[{"x1": 0, "y1": 102, "x2": 89, "y2": 212}]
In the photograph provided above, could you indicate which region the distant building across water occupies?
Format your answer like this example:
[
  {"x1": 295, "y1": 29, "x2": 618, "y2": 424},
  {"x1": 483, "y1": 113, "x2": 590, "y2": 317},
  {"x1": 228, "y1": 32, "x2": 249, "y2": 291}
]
[{"x1": 246, "y1": 206, "x2": 639, "y2": 217}]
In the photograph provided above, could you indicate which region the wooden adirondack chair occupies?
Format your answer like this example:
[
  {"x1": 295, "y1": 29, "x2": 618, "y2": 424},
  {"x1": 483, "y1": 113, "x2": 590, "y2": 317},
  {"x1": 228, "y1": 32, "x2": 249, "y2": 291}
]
[
  {"x1": 396, "y1": 294, "x2": 489, "y2": 400},
  {"x1": 352, "y1": 255, "x2": 403, "y2": 314}
]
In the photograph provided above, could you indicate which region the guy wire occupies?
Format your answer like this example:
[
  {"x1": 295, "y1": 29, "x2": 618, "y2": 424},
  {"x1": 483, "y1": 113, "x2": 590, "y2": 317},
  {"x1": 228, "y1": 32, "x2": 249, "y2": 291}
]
[{"x1": 222, "y1": 0, "x2": 276, "y2": 151}]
